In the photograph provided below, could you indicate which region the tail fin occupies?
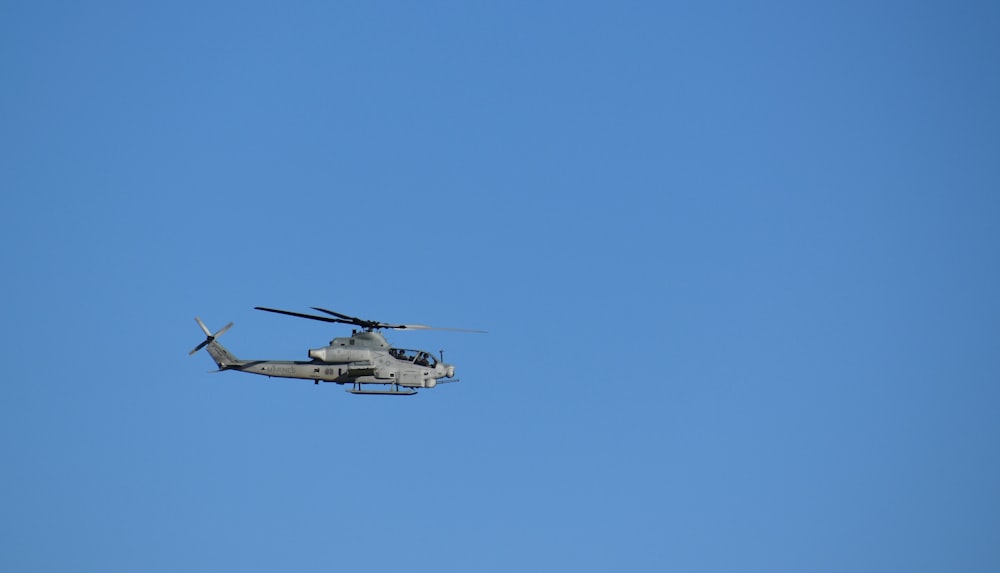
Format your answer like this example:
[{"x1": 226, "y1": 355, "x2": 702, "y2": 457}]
[{"x1": 189, "y1": 317, "x2": 240, "y2": 369}]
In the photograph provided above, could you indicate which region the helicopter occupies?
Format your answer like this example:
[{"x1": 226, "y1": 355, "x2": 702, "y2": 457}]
[{"x1": 189, "y1": 306, "x2": 485, "y2": 395}]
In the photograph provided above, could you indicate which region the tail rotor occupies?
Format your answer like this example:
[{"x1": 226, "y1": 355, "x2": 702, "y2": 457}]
[{"x1": 189, "y1": 317, "x2": 233, "y2": 355}]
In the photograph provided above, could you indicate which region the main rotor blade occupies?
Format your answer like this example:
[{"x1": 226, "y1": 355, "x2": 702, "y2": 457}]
[
  {"x1": 255, "y1": 306, "x2": 351, "y2": 325},
  {"x1": 265, "y1": 306, "x2": 487, "y2": 333},
  {"x1": 393, "y1": 324, "x2": 488, "y2": 333},
  {"x1": 310, "y1": 307, "x2": 365, "y2": 323}
]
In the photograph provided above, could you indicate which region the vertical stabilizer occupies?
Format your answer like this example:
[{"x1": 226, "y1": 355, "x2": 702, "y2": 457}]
[{"x1": 205, "y1": 340, "x2": 239, "y2": 369}]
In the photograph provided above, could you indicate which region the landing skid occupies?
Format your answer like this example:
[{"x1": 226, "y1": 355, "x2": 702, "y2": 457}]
[{"x1": 347, "y1": 383, "x2": 417, "y2": 396}]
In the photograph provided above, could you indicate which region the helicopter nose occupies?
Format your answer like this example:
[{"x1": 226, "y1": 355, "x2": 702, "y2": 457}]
[{"x1": 446, "y1": 364, "x2": 456, "y2": 378}]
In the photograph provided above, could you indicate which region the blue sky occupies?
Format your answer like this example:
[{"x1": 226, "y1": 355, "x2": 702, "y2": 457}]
[{"x1": 2, "y1": 1, "x2": 999, "y2": 571}]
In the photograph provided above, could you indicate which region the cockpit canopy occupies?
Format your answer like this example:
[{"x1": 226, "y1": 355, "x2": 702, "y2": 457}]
[{"x1": 389, "y1": 348, "x2": 437, "y2": 367}]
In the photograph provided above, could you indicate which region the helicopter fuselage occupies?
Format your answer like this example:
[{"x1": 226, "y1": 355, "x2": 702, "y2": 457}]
[{"x1": 203, "y1": 330, "x2": 455, "y2": 390}]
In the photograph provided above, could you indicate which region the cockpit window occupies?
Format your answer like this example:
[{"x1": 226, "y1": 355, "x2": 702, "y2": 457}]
[
  {"x1": 390, "y1": 348, "x2": 436, "y2": 367},
  {"x1": 390, "y1": 348, "x2": 416, "y2": 362}
]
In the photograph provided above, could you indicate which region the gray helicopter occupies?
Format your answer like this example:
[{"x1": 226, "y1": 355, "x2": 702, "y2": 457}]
[{"x1": 189, "y1": 306, "x2": 484, "y2": 395}]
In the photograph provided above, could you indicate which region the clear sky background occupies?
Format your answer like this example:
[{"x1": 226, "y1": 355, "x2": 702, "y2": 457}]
[{"x1": 2, "y1": 1, "x2": 999, "y2": 571}]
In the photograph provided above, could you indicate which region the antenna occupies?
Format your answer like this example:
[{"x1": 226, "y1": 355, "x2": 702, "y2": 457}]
[{"x1": 439, "y1": 349, "x2": 445, "y2": 362}]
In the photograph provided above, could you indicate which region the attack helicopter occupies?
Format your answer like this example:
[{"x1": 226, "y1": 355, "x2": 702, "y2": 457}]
[{"x1": 189, "y1": 306, "x2": 485, "y2": 395}]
